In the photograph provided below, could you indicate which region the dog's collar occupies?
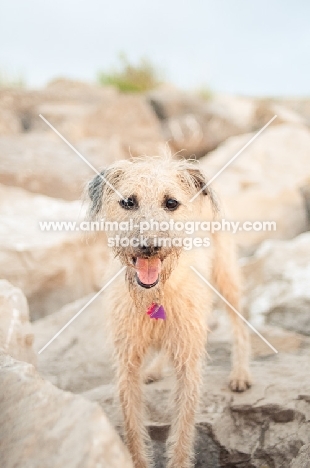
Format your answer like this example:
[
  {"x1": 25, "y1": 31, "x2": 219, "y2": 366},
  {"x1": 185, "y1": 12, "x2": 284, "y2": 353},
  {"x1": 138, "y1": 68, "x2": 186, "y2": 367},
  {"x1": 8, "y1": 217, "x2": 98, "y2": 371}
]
[{"x1": 146, "y1": 303, "x2": 166, "y2": 320}]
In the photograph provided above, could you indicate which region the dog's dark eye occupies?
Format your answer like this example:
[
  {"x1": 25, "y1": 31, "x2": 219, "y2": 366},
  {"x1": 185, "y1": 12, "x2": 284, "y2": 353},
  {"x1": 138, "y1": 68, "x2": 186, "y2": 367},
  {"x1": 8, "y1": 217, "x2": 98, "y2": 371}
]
[
  {"x1": 165, "y1": 198, "x2": 180, "y2": 211},
  {"x1": 119, "y1": 196, "x2": 138, "y2": 210}
]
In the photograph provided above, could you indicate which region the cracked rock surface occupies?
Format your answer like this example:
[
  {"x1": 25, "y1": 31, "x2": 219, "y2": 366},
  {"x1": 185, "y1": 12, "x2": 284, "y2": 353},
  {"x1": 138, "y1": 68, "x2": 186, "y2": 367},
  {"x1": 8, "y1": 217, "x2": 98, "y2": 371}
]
[{"x1": 34, "y1": 295, "x2": 310, "y2": 467}]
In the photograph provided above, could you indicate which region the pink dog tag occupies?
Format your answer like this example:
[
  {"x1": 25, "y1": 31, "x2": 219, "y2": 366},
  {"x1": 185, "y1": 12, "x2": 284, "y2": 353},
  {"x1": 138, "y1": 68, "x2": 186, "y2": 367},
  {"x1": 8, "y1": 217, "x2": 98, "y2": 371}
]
[{"x1": 146, "y1": 303, "x2": 166, "y2": 320}]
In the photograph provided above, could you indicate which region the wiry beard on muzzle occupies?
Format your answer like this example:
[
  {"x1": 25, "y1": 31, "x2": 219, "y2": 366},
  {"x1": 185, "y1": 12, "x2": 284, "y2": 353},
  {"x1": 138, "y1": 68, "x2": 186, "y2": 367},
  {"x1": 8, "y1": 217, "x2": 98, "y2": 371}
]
[
  {"x1": 113, "y1": 246, "x2": 181, "y2": 309},
  {"x1": 126, "y1": 267, "x2": 162, "y2": 309}
]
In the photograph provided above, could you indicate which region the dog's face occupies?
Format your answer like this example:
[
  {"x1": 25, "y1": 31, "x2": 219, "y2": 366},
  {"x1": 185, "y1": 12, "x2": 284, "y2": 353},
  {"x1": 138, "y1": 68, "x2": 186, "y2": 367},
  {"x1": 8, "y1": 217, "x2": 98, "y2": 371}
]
[{"x1": 87, "y1": 156, "x2": 217, "y2": 301}]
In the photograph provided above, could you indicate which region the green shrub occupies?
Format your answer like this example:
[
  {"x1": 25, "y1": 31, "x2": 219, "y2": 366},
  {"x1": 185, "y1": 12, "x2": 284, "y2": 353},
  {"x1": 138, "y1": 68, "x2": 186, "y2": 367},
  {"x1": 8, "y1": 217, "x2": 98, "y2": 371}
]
[
  {"x1": 196, "y1": 86, "x2": 213, "y2": 101},
  {"x1": 98, "y1": 54, "x2": 162, "y2": 93},
  {"x1": 0, "y1": 69, "x2": 26, "y2": 88}
]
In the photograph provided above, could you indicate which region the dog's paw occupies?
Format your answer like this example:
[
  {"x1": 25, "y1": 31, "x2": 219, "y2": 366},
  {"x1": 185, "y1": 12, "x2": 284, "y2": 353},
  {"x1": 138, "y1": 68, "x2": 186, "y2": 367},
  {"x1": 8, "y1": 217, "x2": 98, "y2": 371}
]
[{"x1": 229, "y1": 369, "x2": 252, "y2": 392}]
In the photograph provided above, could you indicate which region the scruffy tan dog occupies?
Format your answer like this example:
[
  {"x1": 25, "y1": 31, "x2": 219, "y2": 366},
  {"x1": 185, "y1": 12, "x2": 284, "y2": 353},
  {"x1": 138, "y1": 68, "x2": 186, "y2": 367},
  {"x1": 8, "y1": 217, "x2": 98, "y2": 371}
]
[{"x1": 87, "y1": 154, "x2": 251, "y2": 468}]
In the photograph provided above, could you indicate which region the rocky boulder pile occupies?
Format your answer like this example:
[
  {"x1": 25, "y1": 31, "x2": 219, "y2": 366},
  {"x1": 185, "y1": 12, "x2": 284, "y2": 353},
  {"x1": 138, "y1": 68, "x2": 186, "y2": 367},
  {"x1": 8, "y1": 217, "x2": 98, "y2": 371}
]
[{"x1": 0, "y1": 81, "x2": 309, "y2": 467}]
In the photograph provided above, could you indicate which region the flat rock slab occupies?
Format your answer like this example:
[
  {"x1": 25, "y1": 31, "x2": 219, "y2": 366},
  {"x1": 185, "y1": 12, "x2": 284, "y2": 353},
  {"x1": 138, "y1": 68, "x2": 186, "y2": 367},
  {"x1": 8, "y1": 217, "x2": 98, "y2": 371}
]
[
  {"x1": 83, "y1": 352, "x2": 310, "y2": 468},
  {"x1": 34, "y1": 293, "x2": 310, "y2": 467}
]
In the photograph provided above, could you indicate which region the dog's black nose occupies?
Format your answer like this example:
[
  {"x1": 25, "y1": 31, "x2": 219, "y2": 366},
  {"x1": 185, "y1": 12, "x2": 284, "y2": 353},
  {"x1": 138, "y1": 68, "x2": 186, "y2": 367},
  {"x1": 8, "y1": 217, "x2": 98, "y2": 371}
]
[{"x1": 139, "y1": 244, "x2": 161, "y2": 256}]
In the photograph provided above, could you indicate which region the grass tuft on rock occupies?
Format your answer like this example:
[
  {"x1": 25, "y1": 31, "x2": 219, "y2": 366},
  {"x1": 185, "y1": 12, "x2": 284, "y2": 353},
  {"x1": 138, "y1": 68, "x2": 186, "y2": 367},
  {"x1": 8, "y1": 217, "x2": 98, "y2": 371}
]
[{"x1": 98, "y1": 54, "x2": 162, "y2": 93}]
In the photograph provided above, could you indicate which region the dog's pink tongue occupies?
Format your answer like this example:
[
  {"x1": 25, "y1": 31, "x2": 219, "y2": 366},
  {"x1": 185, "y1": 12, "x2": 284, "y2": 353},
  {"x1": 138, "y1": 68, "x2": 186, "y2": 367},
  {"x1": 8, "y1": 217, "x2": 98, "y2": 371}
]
[{"x1": 136, "y1": 258, "x2": 161, "y2": 285}]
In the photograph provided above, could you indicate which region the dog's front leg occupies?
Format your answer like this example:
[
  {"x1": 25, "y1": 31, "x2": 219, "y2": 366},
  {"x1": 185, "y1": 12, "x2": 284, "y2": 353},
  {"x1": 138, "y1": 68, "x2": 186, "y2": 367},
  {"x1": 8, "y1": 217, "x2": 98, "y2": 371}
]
[
  {"x1": 117, "y1": 350, "x2": 152, "y2": 468},
  {"x1": 166, "y1": 350, "x2": 203, "y2": 468}
]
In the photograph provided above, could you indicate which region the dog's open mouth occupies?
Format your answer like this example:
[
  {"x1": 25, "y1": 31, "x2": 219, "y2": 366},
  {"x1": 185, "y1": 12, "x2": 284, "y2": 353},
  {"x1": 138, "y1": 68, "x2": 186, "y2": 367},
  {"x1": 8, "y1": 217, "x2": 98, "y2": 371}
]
[{"x1": 133, "y1": 257, "x2": 161, "y2": 289}]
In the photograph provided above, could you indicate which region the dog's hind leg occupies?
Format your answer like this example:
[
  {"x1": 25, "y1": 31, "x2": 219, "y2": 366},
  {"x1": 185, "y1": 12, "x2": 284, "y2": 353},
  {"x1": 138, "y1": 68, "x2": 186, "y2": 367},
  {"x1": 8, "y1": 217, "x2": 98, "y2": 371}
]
[{"x1": 212, "y1": 232, "x2": 252, "y2": 392}]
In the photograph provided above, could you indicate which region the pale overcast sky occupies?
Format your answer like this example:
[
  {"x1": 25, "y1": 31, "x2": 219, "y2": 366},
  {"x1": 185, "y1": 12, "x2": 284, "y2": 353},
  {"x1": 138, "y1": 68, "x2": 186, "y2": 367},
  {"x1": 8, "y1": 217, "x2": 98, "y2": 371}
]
[{"x1": 0, "y1": 0, "x2": 309, "y2": 95}]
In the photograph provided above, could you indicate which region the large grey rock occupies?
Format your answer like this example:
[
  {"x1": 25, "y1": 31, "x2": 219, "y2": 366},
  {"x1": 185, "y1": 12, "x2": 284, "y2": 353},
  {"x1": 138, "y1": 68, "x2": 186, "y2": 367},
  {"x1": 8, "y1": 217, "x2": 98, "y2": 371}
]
[
  {"x1": 149, "y1": 91, "x2": 257, "y2": 157},
  {"x1": 290, "y1": 443, "x2": 310, "y2": 468},
  {"x1": 0, "y1": 184, "x2": 108, "y2": 319},
  {"x1": 33, "y1": 294, "x2": 114, "y2": 392},
  {"x1": 0, "y1": 133, "x2": 124, "y2": 200},
  {"x1": 0, "y1": 88, "x2": 28, "y2": 134},
  {"x1": 78, "y1": 93, "x2": 165, "y2": 156},
  {"x1": 28, "y1": 83, "x2": 165, "y2": 155},
  {"x1": 0, "y1": 80, "x2": 119, "y2": 135},
  {"x1": 83, "y1": 333, "x2": 310, "y2": 468},
  {"x1": 253, "y1": 98, "x2": 308, "y2": 130},
  {"x1": 33, "y1": 291, "x2": 310, "y2": 467},
  {"x1": 200, "y1": 124, "x2": 310, "y2": 252},
  {"x1": 277, "y1": 97, "x2": 310, "y2": 126},
  {"x1": 0, "y1": 352, "x2": 133, "y2": 468},
  {"x1": 148, "y1": 90, "x2": 308, "y2": 158},
  {"x1": 0, "y1": 280, "x2": 36, "y2": 365},
  {"x1": 242, "y1": 232, "x2": 310, "y2": 336},
  {"x1": 301, "y1": 179, "x2": 310, "y2": 225},
  {"x1": 0, "y1": 108, "x2": 22, "y2": 135},
  {"x1": 0, "y1": 82, "x2": 165, "y2": 158}
]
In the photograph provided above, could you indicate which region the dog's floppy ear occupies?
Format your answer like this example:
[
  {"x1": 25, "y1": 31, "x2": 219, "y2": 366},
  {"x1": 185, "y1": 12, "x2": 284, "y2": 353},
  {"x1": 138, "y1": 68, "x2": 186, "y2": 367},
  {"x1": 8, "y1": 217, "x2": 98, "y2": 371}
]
[
  {"x1": 186, "y1": 167, "x2": 219, "y2": 212},
  {"x1": 88, "y1": 171, "x2": 106, "y2": 218},
  {"x1": 87, "y1": 165, "x2": 128, "y2": 218},
  {"x1": 186, "y1": 167, "x2": 209, "y2": 195}
]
